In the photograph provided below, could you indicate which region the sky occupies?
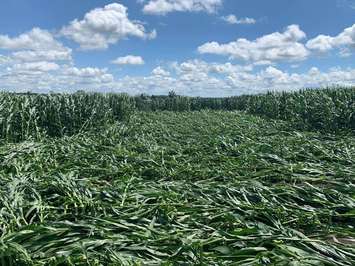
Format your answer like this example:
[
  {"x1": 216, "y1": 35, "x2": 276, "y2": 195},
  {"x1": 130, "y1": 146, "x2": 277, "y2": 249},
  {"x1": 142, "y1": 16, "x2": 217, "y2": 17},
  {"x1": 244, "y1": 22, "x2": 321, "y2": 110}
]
[{"x1": 0, "y1": 0, "x2": 354, "y2": 96}]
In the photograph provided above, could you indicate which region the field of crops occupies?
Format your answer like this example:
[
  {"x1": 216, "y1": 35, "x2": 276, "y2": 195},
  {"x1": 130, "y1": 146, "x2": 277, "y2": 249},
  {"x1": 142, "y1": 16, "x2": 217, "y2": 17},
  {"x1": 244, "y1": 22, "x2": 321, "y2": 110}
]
[
  {"x1": 135, "y1": 87, "x2": 355, "y2": 132},
  {"x1": 1, "y1": 87, "x2": 354, "y2": 143},
  {"x1": 0, "y1": 92, "x2": 134, "y2": 142},
  {"x1": 0, "y1": 106, "x2": 354, "y2": 264}
]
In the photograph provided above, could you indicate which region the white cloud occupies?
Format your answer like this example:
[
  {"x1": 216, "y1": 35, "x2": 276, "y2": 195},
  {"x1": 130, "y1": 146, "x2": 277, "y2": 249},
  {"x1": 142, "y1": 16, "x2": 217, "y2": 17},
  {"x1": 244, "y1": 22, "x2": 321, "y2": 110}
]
[
  {"x1": 11, "y1": 61, "x2": 60, "y2": 72},
  {"x1": 0, "y1": 27, "x2": 72, "y2": 65},
  {"x1": 0, "y1": 30, "x2": 73, "y2": 88},
  {"x1": 142, "y1": 0, "x2": 222, "y2": 15},
  {"x1": 152, "y1": 66, "x2": 170, "y2": 76},
  {"x1": 112, "y1": 63, "x2": 355, "y2": 96},
  {"x1": 198, "y1": 24, "x2": 309, "y2": 64},
  {"x1": 210, "y1": 62, "x2": 253, "y2": 74},
  {"x1": 221, "y1": 15, "x2": 256, "y2": 25},
  {"x1": 12, "y1": 50, "x2": 72, "y2": 62},
  {"x1": 308, "y1": 67, "x2": 320, "y2": 76},
  {"x1": 173, "y1": 59, "x2": 253, "y2": 76},
  {"x1": 306, "y1": 24, "x2": 355, "y2": 55},
  {"x1": 60, "y1": 3, "x2": 156, "y2": 50},
  {"x1": 339, "y1": 47, "x2": 352, "y2": 57},
  {"x1": 0, "y1": 64, "x2": 114, "y2": 92},
  {"x1": 0, "y1": 18, "x2": 351, "y2": 95},
  {"x1": 55, "y1": 66, "x2": 114, "y2": 87},
  {"x1": 0, "y1": 55, "x2": 354, "y2": 96},
  {"x1": 111, "y1": 55, "x2": 145, "y2": 65},
  {"x1": 224, "y1": 66, "x2": 355, "y2": 94},
  {"x1": 62, "y1": 66, "x2": 109, "y2": 78},
  {"x1": 0, "y1": 28, "x2": 67, "y2": 51}
]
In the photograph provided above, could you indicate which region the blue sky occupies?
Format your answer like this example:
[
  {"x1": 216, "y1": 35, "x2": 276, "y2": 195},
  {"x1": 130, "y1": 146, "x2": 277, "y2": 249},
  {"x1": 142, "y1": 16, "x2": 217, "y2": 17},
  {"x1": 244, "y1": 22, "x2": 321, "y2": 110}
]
[{"x1": 0, "y1": 0, "x2": 354, "y2": 96}]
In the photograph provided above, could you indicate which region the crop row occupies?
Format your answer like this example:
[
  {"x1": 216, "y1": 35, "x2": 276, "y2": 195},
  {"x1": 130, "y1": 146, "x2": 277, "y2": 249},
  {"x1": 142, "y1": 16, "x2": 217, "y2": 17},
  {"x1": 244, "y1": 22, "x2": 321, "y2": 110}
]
[
  {"x1": 135, "y1": 87, "x2": 355, "y2": 131},
  {"x1": 0, "y1": 93, "x2": 134, "y2": 142},
  {"x1": 0, "y1": 87, "x2": 354, "y2": 142}
]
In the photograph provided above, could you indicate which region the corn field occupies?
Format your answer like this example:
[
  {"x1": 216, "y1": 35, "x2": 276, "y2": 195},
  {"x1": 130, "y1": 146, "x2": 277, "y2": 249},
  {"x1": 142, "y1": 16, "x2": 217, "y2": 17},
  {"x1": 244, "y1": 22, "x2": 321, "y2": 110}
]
[
  {"x1": 0, "y1": 92, "x2": 135, "y2": 142},
  {"x1": 0, "y1": 87, "x2": 354, "y2": 143},
  {"x1": 134, "y1": 87, "x2": 355, "y2": 131},
  {"x1": 0, "y1": 88, "x2": 354, "y2": 265}
]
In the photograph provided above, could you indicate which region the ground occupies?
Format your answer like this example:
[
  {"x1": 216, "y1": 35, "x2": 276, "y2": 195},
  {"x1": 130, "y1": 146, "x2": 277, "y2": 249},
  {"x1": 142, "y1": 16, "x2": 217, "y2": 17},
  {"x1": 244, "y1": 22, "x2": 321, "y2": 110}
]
[{"x1": 0, "y1": 111, "x2": 354, "y2": 265}]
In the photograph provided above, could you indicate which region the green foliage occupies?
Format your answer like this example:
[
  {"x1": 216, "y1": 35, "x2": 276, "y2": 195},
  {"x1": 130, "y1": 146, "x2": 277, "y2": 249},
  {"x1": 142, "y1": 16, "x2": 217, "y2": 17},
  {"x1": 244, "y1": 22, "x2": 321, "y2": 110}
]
[
  {"x1": 0, "y1": 111, "x2": 354, "y2": 265},
  {"x1": 0, "y1": 92, "x2": 135, "y2": 142},
  {"x1": 133, "y1": 87, "x2": 355, "y2": 132},
  {"x1": 1, "y1": 87, "x2": 353, "y2": 143},
  {"x1": 0, "y1": 87, "x2": 354, "y2": 263},
  {"x1": 233, "y1": 88, "x2": 355, "y2": 132}
]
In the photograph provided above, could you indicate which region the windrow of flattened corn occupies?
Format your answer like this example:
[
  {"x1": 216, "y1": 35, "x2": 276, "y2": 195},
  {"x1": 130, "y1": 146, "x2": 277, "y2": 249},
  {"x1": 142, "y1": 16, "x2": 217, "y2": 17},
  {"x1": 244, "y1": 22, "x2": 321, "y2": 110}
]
[{"x1": 0, "y1": 111, "x2": 354, "y2": 265}]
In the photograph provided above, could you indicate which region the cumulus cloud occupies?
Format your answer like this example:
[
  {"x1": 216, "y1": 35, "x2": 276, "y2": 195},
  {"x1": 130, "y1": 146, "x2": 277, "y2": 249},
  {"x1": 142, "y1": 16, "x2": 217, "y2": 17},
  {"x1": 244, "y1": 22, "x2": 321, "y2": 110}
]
[
  {"x1": 173, "y1": 59, "x2": 253, "y2": 76},
  {"x1": 111, "y1": 55, "x2": 145, "y2": 65},
  {"x1": 1, "y1": 58, "x2": 354, "y2": 95},
  {"x1": 114, "y1": 63, "x2": 355, "y2": 96},
  {"x1": 12, "y1": 50, "x2": 72, "y2": 62},
  {"x1": 0, "y1": 28, "x2": 73, "y2": 85},
  {"x1": 0, "y1": 27, "x2": 72, "y2": 63},
  {"x1": 141, "y1": 0, "x2": 222, "y2": 15},
  {"x1": 62, "y1": 67, "x2": 106, "y2": 77},
  {"x1": 306, "y1": 24, "x2": 355, "y2": 55},
  {"x1": 0, "y1": 28, "x2": 67, "y2": 51},
  {"x1": 152, "y1": 66, "x2": 170, "y2": 76},
  {"x1": 221, "y1": 15, "x2": 256, "y2": 25},
  {"x1": 64, "y1": 68, "x2": 114, "y2": 84},
  {"x1": 198, "y1": 24, "x2": 309, "y2": 64},
  {"x1": 11, "y1": 61, "x2": 60, "y2": 72},
  {"x1": 60, "y1": 3, "x2": 156, "y2": 50},
  {"x1": 0, "y1": 64, "x2": 114, "y2": 92}
]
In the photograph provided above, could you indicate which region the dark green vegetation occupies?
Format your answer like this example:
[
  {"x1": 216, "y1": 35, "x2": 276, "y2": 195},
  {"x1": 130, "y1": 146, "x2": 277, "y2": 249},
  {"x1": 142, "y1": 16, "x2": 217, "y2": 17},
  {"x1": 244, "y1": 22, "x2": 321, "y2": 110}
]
[
  {"x1": 1, "y1": 87, "x2": 354, "y2": 143},
  {"x1": 135, "y1": 87, "x2": 355, "y2": 132},
  {"x1": 0, "y1": 92, "x2": 134, "y2": 142},
  {"x1": 0, "y1": 110, "x2": 354, "y2": 265}
]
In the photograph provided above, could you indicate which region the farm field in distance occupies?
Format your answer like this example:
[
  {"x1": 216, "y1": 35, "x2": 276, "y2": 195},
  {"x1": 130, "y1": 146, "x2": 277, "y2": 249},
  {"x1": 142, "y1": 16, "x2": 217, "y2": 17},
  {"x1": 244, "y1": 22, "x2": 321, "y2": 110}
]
[{"x1": 0, "y1": 95, "x2": 354, "y2": 265}]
